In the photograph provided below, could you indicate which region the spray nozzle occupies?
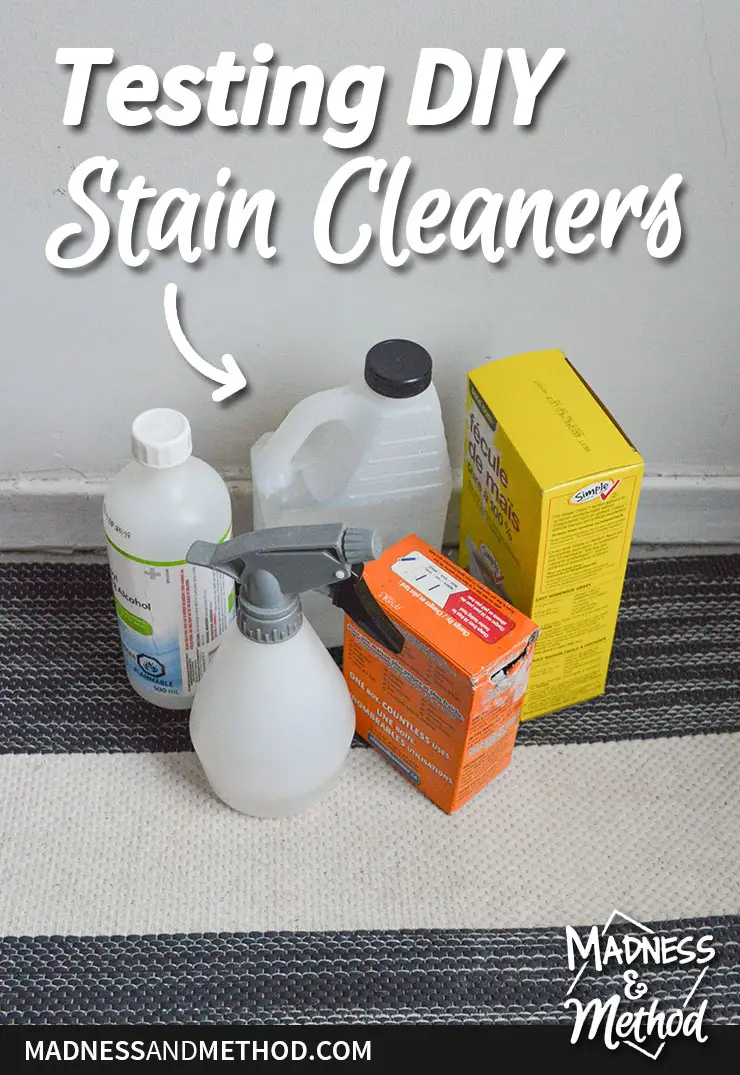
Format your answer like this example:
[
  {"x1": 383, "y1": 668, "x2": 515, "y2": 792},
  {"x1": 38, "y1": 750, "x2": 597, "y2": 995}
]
[{"x1": 187, "y1": 524, "x2": 404, "y2": 652}]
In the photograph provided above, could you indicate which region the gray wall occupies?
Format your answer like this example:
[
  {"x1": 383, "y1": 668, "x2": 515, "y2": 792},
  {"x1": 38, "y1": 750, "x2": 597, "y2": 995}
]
[{"x1": 2, "y1": 0, "x2": 738, "y2": 497}]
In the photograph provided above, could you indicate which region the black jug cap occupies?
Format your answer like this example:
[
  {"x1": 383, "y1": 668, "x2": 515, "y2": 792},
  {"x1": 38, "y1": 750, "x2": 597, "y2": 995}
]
[{"x1": 364, "y1": 339, "x2": 433, "y2": 399}]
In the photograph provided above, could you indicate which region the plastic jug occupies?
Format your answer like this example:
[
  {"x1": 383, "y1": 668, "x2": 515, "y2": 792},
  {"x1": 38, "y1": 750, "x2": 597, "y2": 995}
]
[{"x1": 251, "y1": 340, "x2": 453, "y2": 646}]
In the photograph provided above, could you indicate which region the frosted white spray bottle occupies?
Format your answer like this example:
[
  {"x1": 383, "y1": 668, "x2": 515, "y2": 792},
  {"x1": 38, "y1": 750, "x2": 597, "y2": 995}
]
[{"x1": 186, "y1": 524, "x2": 404, "y2": 817}]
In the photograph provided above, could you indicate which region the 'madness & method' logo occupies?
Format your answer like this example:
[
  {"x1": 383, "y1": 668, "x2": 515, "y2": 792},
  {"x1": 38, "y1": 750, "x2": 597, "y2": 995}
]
[{"x1": 563, "y1": 910, "x2": 715, "y2": 1060}]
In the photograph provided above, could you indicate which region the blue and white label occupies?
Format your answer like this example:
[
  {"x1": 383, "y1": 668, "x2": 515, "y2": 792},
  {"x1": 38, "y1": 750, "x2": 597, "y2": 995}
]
[{"x1": 105, "y1": 535, "x2": 235, "y2": 699}]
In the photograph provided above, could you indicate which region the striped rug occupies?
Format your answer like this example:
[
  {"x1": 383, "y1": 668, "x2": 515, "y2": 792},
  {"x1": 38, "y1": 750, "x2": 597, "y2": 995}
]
[{"x1": 0, "y1": 555, "x2": 738, "y2": 1025}]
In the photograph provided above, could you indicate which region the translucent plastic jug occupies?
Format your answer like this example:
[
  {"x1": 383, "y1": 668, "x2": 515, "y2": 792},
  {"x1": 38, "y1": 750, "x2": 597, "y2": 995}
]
[{"x1": 251, "y1": 340, "x2": 453, "y2": 646}]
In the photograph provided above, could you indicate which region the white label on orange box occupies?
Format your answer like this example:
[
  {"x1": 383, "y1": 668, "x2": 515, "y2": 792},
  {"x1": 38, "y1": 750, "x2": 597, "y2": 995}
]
[
  {"x1": 391, "y1": 551, "x2": 468, "y2": 606},
  {"x1": 391, "y1": 550, "x2": 515, "y2": 645}
]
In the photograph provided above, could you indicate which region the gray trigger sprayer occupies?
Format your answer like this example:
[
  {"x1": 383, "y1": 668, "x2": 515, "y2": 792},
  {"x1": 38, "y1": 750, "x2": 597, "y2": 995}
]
[{"x1": 185, "y1": 524, "x2": 403, "y2": 817}]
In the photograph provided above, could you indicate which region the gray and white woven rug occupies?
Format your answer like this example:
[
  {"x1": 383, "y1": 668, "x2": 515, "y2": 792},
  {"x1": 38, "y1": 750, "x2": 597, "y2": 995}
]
[{"x1": 0, "y1": 555, "x2": 738, "y2": 1024}]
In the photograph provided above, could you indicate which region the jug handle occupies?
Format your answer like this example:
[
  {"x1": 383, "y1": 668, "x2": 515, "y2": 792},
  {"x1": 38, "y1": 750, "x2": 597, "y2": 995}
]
[{"x1": 252, "y1": 387, "x2": 354, "y2": 493}]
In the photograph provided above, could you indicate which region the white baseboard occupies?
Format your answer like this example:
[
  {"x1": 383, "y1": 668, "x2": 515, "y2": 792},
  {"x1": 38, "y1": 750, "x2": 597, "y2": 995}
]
[
  {"x1": 1, "y1": 473, "x2": 739, "y2": 551},
  {"x1": 0, "y1": 477, "x2": 253, "y2": 552},
  {"x1": 633, "y1": 475, "x2": 740, "y2": 544}
]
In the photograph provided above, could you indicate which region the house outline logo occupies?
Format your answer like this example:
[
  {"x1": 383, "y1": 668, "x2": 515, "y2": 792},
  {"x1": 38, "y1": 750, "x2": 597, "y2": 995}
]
[{"x1": 563, "y1": 909, "x2": 714, "y2": 1060}]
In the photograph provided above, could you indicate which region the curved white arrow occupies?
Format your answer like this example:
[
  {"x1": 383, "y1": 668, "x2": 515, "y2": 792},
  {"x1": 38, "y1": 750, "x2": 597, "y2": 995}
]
[{"x1": 164, "y1": 282, "x2": 247, "y2": 402}]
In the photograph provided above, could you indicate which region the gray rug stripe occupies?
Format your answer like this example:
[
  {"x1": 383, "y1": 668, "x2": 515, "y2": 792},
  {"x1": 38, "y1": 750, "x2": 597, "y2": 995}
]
[
  {"x1": 1, "y1": 918, "x2": 737, "y2": 1026},
  {"x1": 1, "y1": 555, "x2": 738, "y2": 754}
]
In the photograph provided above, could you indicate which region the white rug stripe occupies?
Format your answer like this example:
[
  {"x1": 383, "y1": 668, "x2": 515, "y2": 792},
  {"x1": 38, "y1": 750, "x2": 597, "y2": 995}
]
[{"x1": 1, "y1": 735, "x2": 738, "y2": 935}]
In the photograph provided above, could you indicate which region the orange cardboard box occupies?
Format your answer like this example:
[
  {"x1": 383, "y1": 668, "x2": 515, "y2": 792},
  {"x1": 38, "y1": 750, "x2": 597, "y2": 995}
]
[{"x1": 344, "y1": 535, "x2": 540, "y2": 813}]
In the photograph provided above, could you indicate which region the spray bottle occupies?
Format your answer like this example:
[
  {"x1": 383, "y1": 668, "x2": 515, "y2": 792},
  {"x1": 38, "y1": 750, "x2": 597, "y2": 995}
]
[{"x1": 186, "y1": 524, "x2": 404, "y2": 817}]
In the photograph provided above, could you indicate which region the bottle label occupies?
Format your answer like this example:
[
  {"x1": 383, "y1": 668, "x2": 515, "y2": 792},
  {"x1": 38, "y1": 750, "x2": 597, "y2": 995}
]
[{"x1": 105, "y1": 523, "x2": 236, "y2": 698}]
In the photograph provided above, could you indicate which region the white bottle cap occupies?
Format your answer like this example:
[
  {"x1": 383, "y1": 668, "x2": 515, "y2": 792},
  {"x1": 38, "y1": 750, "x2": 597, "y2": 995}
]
[{"x1": 131, "y1": 408, "x2": 192, "y2": 468}]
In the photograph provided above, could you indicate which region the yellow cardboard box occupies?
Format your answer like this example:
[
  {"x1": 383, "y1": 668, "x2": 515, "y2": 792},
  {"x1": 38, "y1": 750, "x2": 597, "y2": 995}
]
[{"x1": 458, "y1": 350, "x2": 644, "y2": 720}]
